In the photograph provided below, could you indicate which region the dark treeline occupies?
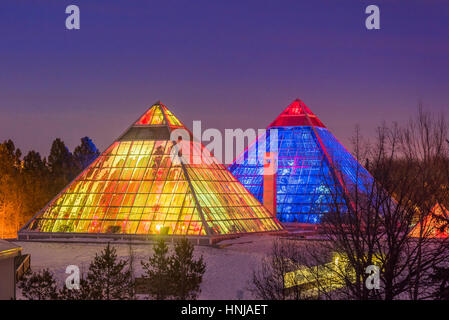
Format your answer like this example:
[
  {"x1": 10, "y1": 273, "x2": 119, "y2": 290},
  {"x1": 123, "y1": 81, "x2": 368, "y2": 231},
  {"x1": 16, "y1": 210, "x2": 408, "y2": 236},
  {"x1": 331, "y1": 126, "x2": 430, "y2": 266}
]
[{"x1": 0, "y1": 137, "x2": 99, "y2": 238}]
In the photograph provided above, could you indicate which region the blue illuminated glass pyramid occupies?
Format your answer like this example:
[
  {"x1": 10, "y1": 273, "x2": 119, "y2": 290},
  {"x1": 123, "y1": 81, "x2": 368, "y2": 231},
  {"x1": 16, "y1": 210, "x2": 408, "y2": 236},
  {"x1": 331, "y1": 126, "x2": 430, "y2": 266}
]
[{"x1": 228, "y1": 99, "x2": 373, "y2": 223}]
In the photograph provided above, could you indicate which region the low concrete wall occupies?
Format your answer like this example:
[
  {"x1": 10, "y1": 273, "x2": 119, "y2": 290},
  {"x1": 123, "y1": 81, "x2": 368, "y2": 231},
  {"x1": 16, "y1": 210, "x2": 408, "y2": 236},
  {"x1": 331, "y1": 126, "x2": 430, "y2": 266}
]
[{"x1": 0, "y1": 253, "x2": 18, "y2": 300}]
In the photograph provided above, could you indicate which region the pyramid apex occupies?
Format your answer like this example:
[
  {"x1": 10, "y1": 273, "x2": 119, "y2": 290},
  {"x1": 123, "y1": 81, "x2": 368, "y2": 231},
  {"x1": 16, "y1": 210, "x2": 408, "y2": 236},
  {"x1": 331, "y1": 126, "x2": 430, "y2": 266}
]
[
  {"x1": 130, "y1": 101, "x2": 184, "y2": 130},
  {"x1": 268, "y1": 99, "x2": 326, "y2": 128}
]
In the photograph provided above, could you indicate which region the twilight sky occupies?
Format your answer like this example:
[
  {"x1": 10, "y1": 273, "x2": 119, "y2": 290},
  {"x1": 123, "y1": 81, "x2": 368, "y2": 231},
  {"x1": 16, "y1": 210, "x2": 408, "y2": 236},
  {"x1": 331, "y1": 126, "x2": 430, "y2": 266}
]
[{"x1": 0, "y1": 0, "x2": 448, "y2": 158}]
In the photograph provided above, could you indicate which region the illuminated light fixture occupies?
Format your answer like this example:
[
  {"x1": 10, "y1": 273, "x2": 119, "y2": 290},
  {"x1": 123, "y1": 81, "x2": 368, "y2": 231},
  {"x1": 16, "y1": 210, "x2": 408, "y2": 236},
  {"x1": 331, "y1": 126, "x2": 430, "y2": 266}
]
[
  {"x1": 19, "y1": 101, "x2": 283, "y2": 243},
  {"x1": 228, "y1": 99, "x2": 374, "y2": 224}
]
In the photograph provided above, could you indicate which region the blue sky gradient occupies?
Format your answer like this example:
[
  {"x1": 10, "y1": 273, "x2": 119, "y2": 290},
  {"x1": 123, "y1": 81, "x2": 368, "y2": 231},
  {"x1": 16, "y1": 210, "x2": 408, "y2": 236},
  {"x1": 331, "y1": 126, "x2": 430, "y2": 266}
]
[{"x1": 0, "y1": 0, "x2": 448, "y2": 156}]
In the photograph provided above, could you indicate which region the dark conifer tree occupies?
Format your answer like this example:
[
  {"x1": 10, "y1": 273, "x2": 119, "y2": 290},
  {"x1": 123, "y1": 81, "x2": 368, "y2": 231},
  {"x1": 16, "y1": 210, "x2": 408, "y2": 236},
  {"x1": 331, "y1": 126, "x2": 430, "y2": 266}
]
[
  {"x1": 47, "y1": 138, "x2": 77, "y2": 192},
  {"x1": 18, "y1": 269, "x2": 59, "y2": 300},
  {"x1": 58, "y1": 277, "x2": 89, "y2": 300},
  {"x1": 170, "y1": 238, "x2": 206, "y2": 300},
  {"x1": 47, "y1": 138, "x2": 73, "y2": 174},
  {"x1": 73, "y1": 136, "x2": 100, "y2": 170},
  {"x1": 141, "y1": 238, "x2": 172, "y2": 300},
  {"x1": 2, "y1": 139, "x2": 21, "y2": 165},
  {"x1": 432, "y1": 266, "x2": 449, "y2": 300},
  {"x1": 23, "y1": 150, "x2": 46, "y2": 172},
  {"x1": 83, "y1": 243, "x2": 134, "y2": 300},
  {"x1": 22, "y1": 150, "x2": 52, "y2": 223},
  {"x1": 141, "y1": 238, "x2": 206, "y2": 300},
  {"x1": 0, "y1": 140, "x2": 23, "y2": 237}
]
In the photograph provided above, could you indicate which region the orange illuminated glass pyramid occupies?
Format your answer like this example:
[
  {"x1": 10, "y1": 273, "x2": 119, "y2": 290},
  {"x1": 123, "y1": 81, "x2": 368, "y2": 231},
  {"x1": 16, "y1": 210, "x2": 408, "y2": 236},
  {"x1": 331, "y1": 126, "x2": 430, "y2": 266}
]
[
  {"x1": 19, "y1": 102, "x2": 283, "y2": 241},
  {"x1": 410, "y1": 203, "x2": 449, "y2": 238}
]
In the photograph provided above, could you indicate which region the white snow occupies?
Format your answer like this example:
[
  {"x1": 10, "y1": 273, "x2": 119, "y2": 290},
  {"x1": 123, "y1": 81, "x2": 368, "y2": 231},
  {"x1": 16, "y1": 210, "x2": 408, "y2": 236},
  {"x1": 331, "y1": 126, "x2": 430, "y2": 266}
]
[{"x1": 13, "y1": 235, "x2": 281, "y2": 300}]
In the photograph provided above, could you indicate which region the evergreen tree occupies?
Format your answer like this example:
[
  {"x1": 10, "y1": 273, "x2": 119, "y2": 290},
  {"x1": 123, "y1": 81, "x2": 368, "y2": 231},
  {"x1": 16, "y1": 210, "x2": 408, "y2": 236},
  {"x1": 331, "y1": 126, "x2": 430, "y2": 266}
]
[
  {"x1": 73, "y1": 136, "x2": 100, "y2": 170},
  {"x1": 18, "y1": 269, "x2": 59, "y2": 300},
  {"x1": 47, "y1": 138, "x2": 77, "y2": 193},
  {"x1": 141, "y1": 238, "x2": 172, "y2": 300},
  {"x1": 58, "y1": 277, "x2": 89, "y2": 300},
  {"x1": 2, "y1": 139, "x2": 21, "y2": 165},
  {"x1": 170, "y1": 238, "x2": 206, "y2": 300},
  {"x1": 21, "y1": 150, "x2": 53, "y2": 225},
  {"x1": 48, "y1": 138, "x2": 77, "y2": 175},
  {"x1": 141, "y1": 238, "x2": 206, "y2": 300},
  {"x1": 83, "y1": 243, "x2": 134, "y2": 300},
  {"x1": 23, "y1": 150, "x2": 46, "y2": 172},
  {"x1": 47, "y1": 138, "x2": 73, "y2": 174},
  {"x1": 432, "y1": 266, "x2": 449, "y2": 300},
  {"x1": 0, "y1": 140, "x2": 23, "y2": 238},
  {"x1": 127, "y1": 243, "x2": 136, "y2": 299}
]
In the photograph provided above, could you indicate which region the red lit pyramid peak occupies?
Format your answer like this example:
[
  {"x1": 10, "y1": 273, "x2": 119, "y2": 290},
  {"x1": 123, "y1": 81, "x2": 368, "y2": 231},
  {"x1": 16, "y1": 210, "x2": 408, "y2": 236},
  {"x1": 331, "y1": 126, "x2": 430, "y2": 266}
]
[{"x1": 268, "y1": 99, "x2": 326, "y2": 128}]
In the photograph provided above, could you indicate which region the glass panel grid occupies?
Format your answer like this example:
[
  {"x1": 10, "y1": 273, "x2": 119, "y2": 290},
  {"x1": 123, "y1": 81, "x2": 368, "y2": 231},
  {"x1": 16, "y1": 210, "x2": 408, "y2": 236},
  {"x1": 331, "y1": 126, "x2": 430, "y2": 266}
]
[
  {"x1": 27, "y1": 138, "x2": 282, "y2": 236},
  {"x1": 229, "y1": 126, "x2": 363, "y2": 223}
]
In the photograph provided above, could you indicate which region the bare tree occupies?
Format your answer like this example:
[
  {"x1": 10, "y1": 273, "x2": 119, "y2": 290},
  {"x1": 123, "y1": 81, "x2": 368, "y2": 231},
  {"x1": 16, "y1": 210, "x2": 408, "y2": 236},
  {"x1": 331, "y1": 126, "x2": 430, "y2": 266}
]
[
  {"x1": 249, "y1": 238, "x2": 316, "y2": 300},
  {"x1": 300, "y1": 105, "x2": 449, "y2": 300}
]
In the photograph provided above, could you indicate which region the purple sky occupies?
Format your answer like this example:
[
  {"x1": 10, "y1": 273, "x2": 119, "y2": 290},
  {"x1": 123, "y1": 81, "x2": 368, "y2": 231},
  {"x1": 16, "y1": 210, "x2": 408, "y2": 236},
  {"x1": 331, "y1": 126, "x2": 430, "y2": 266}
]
[{"x1": 0, "y1": 0, "x2": 448, "y2": 157}]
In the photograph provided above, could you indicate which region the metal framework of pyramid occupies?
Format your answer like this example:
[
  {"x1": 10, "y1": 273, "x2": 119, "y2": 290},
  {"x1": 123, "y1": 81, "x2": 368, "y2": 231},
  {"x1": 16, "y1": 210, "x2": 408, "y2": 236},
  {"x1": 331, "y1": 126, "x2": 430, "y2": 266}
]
[
  {"x1": 19, "y1": 102, "x2": 283, "y2": 242},
  {"x1": 228, "y1": 99, "x2": 373, "y2": 224}
]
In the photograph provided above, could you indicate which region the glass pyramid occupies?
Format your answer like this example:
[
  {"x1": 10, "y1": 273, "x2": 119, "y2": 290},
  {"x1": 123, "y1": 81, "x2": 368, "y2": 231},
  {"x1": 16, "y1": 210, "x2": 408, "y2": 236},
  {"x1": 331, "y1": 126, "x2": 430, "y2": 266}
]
[
  {"x1": 228, "y1": 99, "x2": 374, "y2": 223},
  {"x1": 19, "y1": 102, "x2": 283, "y2": 240}
]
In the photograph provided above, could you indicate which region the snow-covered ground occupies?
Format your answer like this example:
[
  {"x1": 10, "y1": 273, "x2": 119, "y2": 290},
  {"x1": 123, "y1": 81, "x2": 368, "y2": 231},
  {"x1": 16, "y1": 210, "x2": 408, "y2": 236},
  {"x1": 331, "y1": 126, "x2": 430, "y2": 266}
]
[{"x1": 14, "y1": 235, "x2": 281, "y2": 300}]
